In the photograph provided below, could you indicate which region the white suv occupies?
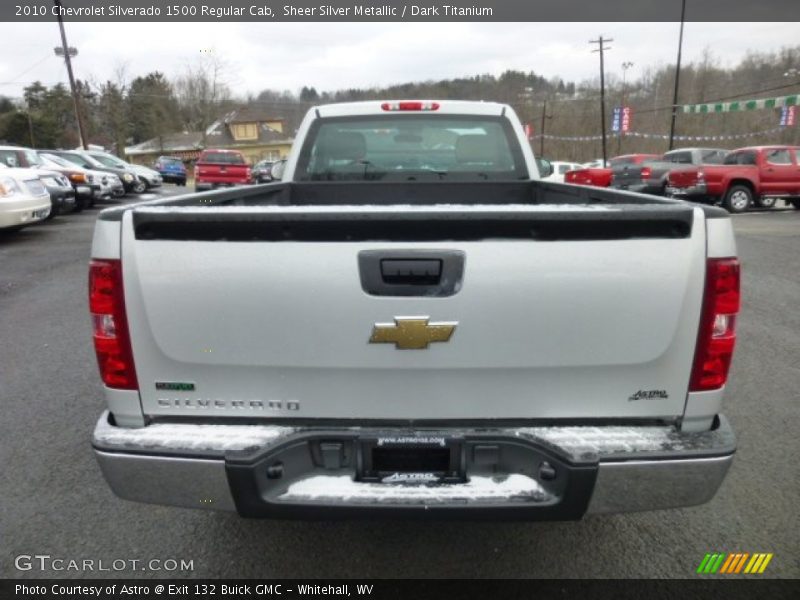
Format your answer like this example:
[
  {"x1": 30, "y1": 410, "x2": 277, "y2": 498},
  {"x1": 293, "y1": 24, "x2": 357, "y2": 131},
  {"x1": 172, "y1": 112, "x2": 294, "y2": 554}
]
[{"x1": 0, "y1": 165, "x2": 51, "y2": 231}]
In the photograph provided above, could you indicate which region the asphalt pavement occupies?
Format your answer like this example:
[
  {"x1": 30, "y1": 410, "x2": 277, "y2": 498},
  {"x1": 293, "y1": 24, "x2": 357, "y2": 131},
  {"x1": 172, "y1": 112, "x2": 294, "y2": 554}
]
[{"x1": 1, "y1": 191, "x2": 798, "y2": 579}]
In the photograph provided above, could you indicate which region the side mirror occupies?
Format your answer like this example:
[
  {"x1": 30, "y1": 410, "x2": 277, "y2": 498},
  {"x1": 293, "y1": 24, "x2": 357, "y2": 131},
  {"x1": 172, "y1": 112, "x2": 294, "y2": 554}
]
[
  {"x1": 271, "y1": 159, "x2": 287, "y2": 181},
  {"x1": 536, "y1": 158, "x2": 553, "y2": 178}
]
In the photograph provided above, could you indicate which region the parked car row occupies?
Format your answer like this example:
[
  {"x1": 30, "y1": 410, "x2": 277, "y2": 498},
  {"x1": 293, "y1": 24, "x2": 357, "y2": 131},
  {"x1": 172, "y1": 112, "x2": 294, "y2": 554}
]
[
  {"x1": 0, "y1": 144, "x2": 161, "y2": 232},
  {"x1": 554, "y1": 145, "x2": 800, "y2": 213},
  {"x1": 151, "y1": 152, "x2": 276, "y2": 190},
  {"x1": 667, "y1": 146, "x2": 800, "y2": 213}
]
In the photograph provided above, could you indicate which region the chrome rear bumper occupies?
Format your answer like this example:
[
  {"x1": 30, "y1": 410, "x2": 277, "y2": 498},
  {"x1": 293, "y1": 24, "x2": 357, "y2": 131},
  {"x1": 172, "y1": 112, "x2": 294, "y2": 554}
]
[{"x1": 92, "y1": 412, "x2": 735, "y2": 518}]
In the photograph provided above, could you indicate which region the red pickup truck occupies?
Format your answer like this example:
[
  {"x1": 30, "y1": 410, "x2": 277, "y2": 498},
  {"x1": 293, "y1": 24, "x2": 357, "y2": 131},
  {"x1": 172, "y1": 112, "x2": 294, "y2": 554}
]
[
  {"x1": 667, "y1": 146, "x2": 800, "y2": 213},
  {"x1": 193, "y1": 149, "x2": 251, "y2": 192},
  {"x1": 565, "y1": 154, "x2": 659, "y2": 188}
]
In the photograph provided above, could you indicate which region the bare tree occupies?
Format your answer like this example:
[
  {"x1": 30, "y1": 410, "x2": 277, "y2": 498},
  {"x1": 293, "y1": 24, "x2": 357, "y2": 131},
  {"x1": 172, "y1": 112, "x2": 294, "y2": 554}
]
[{"x1": 174, "y1": 54, "x2": 234, "y2": 141}]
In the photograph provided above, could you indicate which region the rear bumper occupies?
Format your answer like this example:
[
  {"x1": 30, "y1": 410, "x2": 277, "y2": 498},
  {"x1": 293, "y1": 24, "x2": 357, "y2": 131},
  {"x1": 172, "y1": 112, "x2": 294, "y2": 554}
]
[
  {"x1": 92, "y1": 412, "x2": 735, "y2": 519},
  {"x1": 666, "y1": 183, "x2": 708, "y2": 200},
  {"x1": 160, "y1": 172, "x2": 186, "y2": 183},
  {"x1": 195, "y1": 181, "x2": 247, "y2": 191},
  {"x1": 611, "y1": 183, "x2": 661, "y2": 195}
]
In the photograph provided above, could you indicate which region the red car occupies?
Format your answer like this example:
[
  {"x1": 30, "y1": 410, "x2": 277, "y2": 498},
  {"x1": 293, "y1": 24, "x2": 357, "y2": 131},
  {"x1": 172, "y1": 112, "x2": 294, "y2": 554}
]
[
  {"x1": 194, "y1": 149, "x2": 251, "y2": 192},
  {"x1": 565, "y1": 154, "x2": 659, "y2": 188},
  {"x1": 667, "y1": 146, "x2": 800, "y2": 213}
]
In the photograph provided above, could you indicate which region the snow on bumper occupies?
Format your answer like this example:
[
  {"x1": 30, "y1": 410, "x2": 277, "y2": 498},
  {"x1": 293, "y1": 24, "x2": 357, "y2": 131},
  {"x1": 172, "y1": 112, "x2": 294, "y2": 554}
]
[{"x1": 92, "y1": 411, "x2": 735, "y2": 518}]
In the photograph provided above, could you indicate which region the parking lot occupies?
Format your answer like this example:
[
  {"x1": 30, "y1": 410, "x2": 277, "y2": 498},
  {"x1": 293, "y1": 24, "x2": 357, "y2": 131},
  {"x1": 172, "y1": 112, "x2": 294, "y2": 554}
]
[{"x1": 1, "y1": 195, "x2": 798, "y2": 579}]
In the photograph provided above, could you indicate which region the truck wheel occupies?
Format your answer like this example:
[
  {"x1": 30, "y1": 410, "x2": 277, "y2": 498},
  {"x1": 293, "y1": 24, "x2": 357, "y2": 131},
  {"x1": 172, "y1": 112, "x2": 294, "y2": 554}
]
[
  {"x1": 756, "y1": 196, "x2": 776, "y2": 209},
  {"x1": 723, "y1": 185, "x2": 752, "y2": 213}
]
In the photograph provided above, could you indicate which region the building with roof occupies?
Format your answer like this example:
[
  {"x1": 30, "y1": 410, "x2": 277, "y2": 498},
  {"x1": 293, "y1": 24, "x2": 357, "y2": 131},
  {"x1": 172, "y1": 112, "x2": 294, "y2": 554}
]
[{"x1": 124, "y1": 106, "x2": 295, "y2": 166}]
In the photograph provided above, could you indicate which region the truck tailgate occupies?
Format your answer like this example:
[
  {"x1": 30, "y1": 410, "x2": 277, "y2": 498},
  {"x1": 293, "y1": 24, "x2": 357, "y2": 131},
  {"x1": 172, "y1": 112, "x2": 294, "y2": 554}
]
[
  {"x1": 120, "y1": 202, "x2": 705, "y2": 422},
  {"x1": 196, "y1": 163, "x2": 249, "y2": 184}
]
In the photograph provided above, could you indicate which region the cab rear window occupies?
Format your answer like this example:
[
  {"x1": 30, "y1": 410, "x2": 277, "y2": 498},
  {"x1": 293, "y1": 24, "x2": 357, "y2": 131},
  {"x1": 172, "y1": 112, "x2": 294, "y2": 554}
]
[{"x1": 294, "y1": 115, "x2": 527, "y2": 181}]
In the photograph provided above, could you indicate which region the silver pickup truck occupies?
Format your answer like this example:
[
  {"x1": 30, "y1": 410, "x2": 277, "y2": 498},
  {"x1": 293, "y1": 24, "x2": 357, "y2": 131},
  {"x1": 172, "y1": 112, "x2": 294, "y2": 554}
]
[{"x1": 90, "y1": 100, "x2": 739, "y2": 519}]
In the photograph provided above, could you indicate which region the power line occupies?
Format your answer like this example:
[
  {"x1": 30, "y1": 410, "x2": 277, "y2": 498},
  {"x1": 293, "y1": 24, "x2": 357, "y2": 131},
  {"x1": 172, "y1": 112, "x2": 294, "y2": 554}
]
[{"x1": 0, "y1": 54, "x2": 53, "y2": 85}]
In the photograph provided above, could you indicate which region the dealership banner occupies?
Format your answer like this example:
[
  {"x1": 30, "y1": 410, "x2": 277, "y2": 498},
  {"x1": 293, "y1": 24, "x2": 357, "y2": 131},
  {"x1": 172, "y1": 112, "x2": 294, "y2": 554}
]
[
  {"x1": 780, "y1": 105, "x2": 796, "y2": 127},
  {"x1": 534, "y1": 127, "x2": 785, "y2": 143},
  {"x1": 682, "y1": 93, "x2": 799, "y2": 114},
  {"x1": 611, "y1": 107, "x2": 622, "y2": 133},
  {"x1": 610, "y1": 106, "x2": 632, "y2": 134},
  {"x1": 2, "y1": 0, "x2": 799, "y2": 22}
]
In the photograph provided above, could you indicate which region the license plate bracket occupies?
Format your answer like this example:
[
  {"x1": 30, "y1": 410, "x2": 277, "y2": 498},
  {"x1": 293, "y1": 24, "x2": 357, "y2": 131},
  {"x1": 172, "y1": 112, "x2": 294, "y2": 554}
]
[{"x1": 357, "y1": 435, "x2": 465, "y2": 483}]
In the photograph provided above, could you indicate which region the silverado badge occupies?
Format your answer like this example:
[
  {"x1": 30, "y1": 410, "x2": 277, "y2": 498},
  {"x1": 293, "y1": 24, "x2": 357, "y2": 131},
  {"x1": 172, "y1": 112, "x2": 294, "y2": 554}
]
[{"x1": 369, "y1": 317, "x2": 457, "y2": 350}]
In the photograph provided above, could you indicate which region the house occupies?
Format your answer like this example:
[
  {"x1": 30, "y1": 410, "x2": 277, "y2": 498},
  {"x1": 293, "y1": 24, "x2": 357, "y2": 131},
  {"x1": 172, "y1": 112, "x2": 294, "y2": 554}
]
[{"x1": 124, "y1": 105, "x2": 296, "y2": 166}]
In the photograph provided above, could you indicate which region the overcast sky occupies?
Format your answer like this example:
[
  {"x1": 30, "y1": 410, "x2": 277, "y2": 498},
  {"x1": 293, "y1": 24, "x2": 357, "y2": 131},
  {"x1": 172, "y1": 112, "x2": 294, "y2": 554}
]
[{"x1": 0, "y1": 22, "x2": 797, "y2": 99}]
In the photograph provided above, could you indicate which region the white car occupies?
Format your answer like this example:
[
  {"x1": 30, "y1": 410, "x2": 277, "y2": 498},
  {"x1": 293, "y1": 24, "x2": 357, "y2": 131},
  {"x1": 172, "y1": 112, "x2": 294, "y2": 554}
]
[
  {"x1": 544, "y1": 161, "x2": 584, "y2": 183},
  {"x1": 86, "y1": 150, "x2": 162, "y2": 192},
  {"x1": 0, "y1": 166, "x2": 51, "y2": 231}
]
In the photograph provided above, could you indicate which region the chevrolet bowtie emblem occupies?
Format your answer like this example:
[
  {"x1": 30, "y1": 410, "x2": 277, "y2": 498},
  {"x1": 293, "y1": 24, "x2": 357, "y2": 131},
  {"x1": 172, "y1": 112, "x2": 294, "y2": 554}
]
[{"x1": 369, "y1": 317, "x2": 457, "y2": 350}]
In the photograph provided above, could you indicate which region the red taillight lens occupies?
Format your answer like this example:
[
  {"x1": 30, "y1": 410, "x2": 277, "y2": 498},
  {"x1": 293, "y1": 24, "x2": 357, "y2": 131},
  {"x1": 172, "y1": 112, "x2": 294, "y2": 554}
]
[
  {"x1": 689, "y1": 258, "x2": 740, "y2": 392},
  {"x1": 89, "y1": 259, "x2": 138, "y2": 390},
  {"x1": 381, "y1": 101, "x2": 440, "y2": 111},
  {"x1": 641, "y1": 166, "x2": 652, "y2": 179}
]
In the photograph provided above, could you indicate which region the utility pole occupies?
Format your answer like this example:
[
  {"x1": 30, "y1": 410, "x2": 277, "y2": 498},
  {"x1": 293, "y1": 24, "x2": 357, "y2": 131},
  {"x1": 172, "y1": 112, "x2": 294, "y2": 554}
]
[
  {"x1": 53, "y1": 0, "x2": 88, "y2": 149},
  {"x1": 617, "y1": 61, "x2": 634, "y2": 155},
  {"x1": 590, "y1": 36, "x2": 613, "y2": 165},
  {"x1": 669, "y1": 0, "x2": 687, "y2": 150},
  {"x1": 539, "y1": 100, "x2": 552, "y2": 157}
]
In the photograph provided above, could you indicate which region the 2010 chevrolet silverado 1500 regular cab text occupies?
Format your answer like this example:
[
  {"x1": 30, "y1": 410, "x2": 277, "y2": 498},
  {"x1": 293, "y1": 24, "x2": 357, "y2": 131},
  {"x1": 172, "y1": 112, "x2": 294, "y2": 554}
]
[{"x1": 90, "y1": 100, "x2": 739, "y2": 519}]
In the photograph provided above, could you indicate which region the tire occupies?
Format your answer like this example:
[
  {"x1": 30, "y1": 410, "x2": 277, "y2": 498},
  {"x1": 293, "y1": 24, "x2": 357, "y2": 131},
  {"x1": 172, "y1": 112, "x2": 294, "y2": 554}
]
[
  {"x1": 132, "y1": 178, "x2": 147, "y2": 194},
  {"x1": 792, "y1": 199, "x2": 800, "y2": 210},
  {"x1": 756, "y1": 196, "x2": 777, "y2": 209},
  {"x1": 722, "y1": 185, "x2": 753, "y2": 213}
]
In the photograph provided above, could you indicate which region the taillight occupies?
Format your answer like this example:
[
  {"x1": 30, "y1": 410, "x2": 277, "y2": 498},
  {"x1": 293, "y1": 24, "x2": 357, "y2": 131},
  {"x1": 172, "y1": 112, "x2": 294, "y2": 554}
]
[
  {"x1": 381, "y1": 101, "x2": 440, "y2": 111},
  {"x1": 689, "y1": 258, "x2": 740, "y2": 392},
  {"x1": 641, "y1": 166, "x2": 652, "y2": 180},
  {"x1": 89, "y1": 259, "x2": 138, "y2": 390}
]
